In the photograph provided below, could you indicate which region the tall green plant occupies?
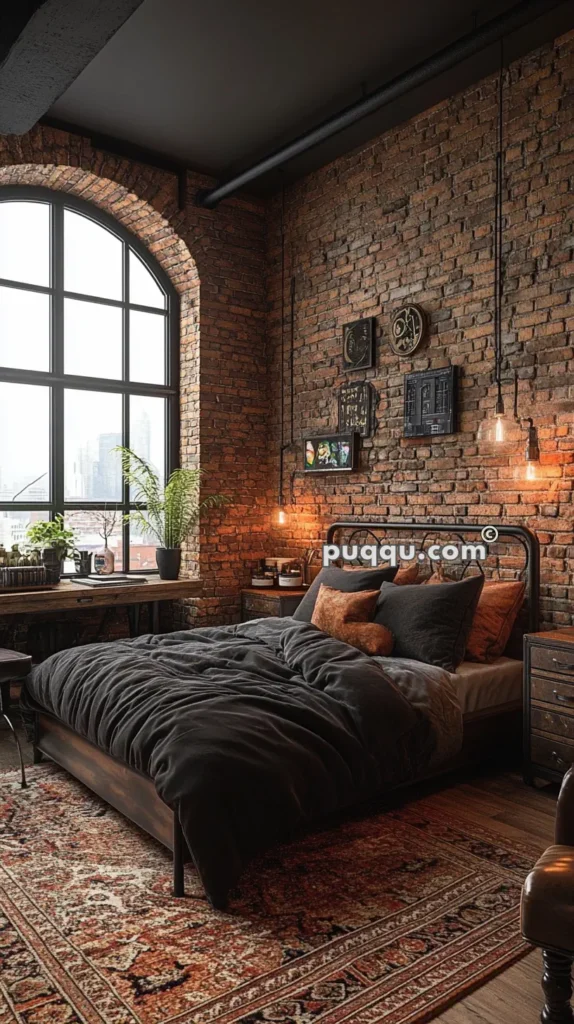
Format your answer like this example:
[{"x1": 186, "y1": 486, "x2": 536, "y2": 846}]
[{"x1": 115, "y1": 447, "x2": 229, "y2": 549}]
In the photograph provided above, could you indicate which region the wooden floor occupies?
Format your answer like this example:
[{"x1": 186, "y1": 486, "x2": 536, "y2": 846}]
[{"x1": 0, "y1": 731, "x2": 560, "y2": 1023}]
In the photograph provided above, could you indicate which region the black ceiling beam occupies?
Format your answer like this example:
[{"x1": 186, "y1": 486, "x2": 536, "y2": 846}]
[
  {"x1": 197, "y1": 0, "x2": 565, "y2": 209},
  {"x1": 0, "y1": 0, "x2": 144, "y2": 135}
]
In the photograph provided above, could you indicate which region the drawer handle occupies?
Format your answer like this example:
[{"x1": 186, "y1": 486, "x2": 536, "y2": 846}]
[
  {"x1": 551, "y1": 751, "x2": 572, "y2": 770},
  {"x1": 553, "y1": 690, "x2": 574, "y2": 704},
  {"x1": 552, "y1": 657, "x2": 574, "y2": 671}
]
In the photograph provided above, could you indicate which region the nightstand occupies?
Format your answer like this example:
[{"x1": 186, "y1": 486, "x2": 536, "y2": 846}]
[
  {"x1": 241, "y1": 587, "x2": 306, "y2": 622},
  {"x1": 524, "y1": 628, "x2": 574, "y2": 784}
]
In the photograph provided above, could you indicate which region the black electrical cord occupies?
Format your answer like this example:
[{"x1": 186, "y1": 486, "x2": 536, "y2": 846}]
[
  {"x1": 494, "y1": 37, "x2": 505, "y2": 411},
  {"x1": 279, "y1": 187, "x2": 286, "y2": 511}
]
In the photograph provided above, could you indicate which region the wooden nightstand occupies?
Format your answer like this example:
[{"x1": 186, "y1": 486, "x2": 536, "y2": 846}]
[
  {"x1": 241, "y1": 587, "x2": 306, "y2": 622},
  {"x1": 524, "y1": 628, "x2": 574, "y2": 784}
]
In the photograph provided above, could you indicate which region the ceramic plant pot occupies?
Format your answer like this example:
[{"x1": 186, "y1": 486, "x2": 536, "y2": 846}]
[{"x1": 156, "y1": 547, "x2": 181, "y2": 580}]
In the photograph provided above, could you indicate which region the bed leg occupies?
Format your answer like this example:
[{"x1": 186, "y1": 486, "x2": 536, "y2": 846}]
[
  {"x1": 32, "y1": 744, "x2": 43, "y2": 764},
  {"x1": 173, "y1": 815, "x2": 185, "y2": 898}
]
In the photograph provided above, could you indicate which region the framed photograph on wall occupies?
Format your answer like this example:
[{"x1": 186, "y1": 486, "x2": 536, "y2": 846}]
[
  {"x1": 342, "y1": 318, "x2": 375, "y2": 371},
  {"x1": 303, "y1": 433, "x2": 358, "y2": 473}
]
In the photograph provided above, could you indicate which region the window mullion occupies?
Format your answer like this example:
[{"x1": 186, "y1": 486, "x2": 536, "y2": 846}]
[
  {"x1": 51, "y1": 203, "x2": 64, "y2": 519},
  {"x1": 122, "y1": 243, "x2": 130, "y2": 572}
]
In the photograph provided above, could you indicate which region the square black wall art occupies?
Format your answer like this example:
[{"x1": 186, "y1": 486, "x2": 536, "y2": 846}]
[{"x1": 404, "y1": 365, "x2": 457, "y2": 437}]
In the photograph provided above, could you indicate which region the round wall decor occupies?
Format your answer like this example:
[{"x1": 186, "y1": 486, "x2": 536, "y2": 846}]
[{"x1": 390, "y1": 304, "x2": 426, "y2": 356}]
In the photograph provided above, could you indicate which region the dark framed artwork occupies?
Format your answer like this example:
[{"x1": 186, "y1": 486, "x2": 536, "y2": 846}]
[
  {"x1": 404, "y1": 365, "x2": 457, "y2": 437},
  {"x1": 342, "y1": 318, "x2": 375, "y2": 371},
  {"x1": 338, "y1": 381, "x2": 375, "y2": 438},
  {"x1": 390, "y1": 304, "x2": 427, "y2": 356},
  {"x1": 304, "y1": 433, "x2": 358, "y2": 473}
]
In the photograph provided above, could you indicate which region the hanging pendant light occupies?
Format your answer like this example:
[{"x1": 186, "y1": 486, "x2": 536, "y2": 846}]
[
  {"x1": 524, "y1": 418, "x2": 540, "y2": 479},
  {"x1": 479, "y1": 40, "x2": 516, "y2": 446}
]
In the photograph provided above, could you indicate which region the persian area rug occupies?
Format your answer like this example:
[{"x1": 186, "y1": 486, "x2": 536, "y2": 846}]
[{"x1": 0, "y1": 765, "x2": 538, "y2": 1024}]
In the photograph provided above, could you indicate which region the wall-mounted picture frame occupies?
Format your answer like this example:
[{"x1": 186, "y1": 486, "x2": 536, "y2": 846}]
[
  {"x1": 338, "y1": 380, "x2": 375, "y2": 438},
  {"x1": 390, "y1": 303, "x2": 427, "y2": 356},
  {"x1": 342, "y1": 318, "x2": 375, "y2": 372},
  {"x1": 304, "y1": 433, "x2": 358, "y2": 473},
  {"x1": 404, "y1": 365, "x2": 457, "y2": 437}
]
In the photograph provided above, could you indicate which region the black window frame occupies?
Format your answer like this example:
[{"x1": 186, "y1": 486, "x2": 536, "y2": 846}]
[{"x1": 0, "y1": 185, "x2": 180, "y2": 574}]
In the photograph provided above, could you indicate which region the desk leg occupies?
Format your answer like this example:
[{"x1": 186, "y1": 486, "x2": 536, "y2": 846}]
[
  {"x1": 127, "y1": 605, "x2": 140, "y2": 638},
  {"x1": 151, "y1": 601, "x2": 160, "y2": 634}
]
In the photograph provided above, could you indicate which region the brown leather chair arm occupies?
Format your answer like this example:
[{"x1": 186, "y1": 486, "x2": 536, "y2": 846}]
[{"x1": 555, "y1": 765, "x2": 574, "y2": 846}]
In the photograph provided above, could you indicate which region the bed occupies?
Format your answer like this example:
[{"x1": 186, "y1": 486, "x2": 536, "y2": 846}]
[{"x1": 23, "y1": 520, "x2": 539, "y2": 909}]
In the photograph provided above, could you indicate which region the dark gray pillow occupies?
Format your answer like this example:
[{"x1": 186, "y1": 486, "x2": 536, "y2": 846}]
[
  {"x1": 374, "y1": 574, "x2": 485, "y2": 671},
  {"x1": 293, "y1": 565, "x2": 397, "y2": 622}
]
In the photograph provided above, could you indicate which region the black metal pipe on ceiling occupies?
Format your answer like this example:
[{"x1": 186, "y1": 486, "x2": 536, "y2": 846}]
[{"x1": 197, "y1": 0, "x2": 565, "y2": 209}]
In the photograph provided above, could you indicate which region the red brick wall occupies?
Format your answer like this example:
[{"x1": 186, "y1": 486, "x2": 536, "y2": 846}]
[
  {"x1": 266, "y1": 29, "x2": 574, "y2": 628},
  {"x1": 0, "y1": 127, "x2": 274, "y2": 634}
]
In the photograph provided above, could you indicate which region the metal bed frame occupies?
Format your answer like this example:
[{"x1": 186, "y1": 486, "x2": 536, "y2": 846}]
[{"x1": 32, "y1": 519, "x2": 540, "y2": 898}]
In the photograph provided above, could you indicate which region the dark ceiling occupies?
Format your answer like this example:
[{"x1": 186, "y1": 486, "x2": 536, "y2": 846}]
[{"x1": 38, "y1": 0, "x2": 574, "y2": 195}]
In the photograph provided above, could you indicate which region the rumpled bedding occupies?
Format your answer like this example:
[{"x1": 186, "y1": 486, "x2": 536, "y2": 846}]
[{"x1": 23, "y1": 617, "x2": 462, "y2": 907}]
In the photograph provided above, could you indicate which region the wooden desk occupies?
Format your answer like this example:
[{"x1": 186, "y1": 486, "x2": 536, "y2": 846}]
[{"x1": 0, "y1": 577, "x2": 202, "y2": 635}]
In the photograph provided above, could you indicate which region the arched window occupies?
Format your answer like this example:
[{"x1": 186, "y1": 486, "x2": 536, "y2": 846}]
[{"x1": 0, "y1": 187, "x2": 179, "y2": 572}]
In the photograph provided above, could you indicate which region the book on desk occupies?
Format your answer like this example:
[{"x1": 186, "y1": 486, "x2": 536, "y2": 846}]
[{"x1": 71, "y1": 575, "x2": 149, "y2": 588}]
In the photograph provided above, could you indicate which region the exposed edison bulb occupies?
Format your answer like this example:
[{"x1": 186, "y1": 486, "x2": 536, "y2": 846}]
[
  {"x1": 277, "y1": 508, "x2": 287, "y2": 525},
  {"x1": 495, "y1": 415, "x2": 505, "y2": 443},
  {"x1": 526, "y1": 461, "x2": 537, "y2": 481}
]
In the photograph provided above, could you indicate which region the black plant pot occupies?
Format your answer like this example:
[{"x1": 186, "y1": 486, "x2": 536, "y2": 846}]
[
  {"x1": 156, "y1": 547, "x2": 181, "y2": 580},
  {"x1": 42, "y1": 547, "x2": 62, "y2": 584}
]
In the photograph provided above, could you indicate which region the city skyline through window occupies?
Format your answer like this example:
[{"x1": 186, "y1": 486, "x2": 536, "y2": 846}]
[{"x1": 0, "y1": 187, "x2": 178, "y2": 572}]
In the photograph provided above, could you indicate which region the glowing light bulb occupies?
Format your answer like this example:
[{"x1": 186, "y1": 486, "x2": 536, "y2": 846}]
[
  {"x1": 495, "y1": 416, "x2": 505, "y2": 443},
  {"x1": 526, "y1": 462, "x2": 536, "y2": 481},
  {"x1": 277, "y1": 508, "x2": 287, "y2": 525}
]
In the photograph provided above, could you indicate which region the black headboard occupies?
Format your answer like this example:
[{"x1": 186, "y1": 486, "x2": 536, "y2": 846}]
[{"x1": 326, "y1": 520, "x2": 540, "y2": 636}]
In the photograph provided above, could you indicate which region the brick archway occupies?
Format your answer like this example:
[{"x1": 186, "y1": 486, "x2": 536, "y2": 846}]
[{"x1": 0, "y1": 164, "x2": 201, "y2": 578}]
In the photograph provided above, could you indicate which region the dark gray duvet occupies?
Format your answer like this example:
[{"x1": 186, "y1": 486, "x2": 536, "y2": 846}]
[{"x1": 23, "y1": 618, "x2": 461, "y2": 908}]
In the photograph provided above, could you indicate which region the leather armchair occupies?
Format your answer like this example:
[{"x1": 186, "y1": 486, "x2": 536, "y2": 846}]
[{"x1": 521, "y1": 766, "x2": 574, "y2": 1024}]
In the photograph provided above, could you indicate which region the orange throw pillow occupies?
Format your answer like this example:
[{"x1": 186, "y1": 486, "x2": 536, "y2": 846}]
[
  {"x1": 465, "y1": 580, "x2": 526, "y2": 662},
  {"x1": 394, "y1": 562, "x2": 422, "y2": 585},
  {"x1": 311, "y1": 584, "x2": 394, "y2": 656},
  {"x1": 423, "y1": 565, "x2": 455, "y2": 585}
]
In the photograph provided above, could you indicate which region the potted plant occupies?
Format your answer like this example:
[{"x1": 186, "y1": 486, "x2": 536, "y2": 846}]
[
  {"x1": 115, "y1": 447, "x2": 230, "y2": 580},
  {"x1": 91, "y1": 507, "x2": 119, "y2": 575},
  {"x1": 26, "y1": 515, "x2": 76, "y2": 581}
]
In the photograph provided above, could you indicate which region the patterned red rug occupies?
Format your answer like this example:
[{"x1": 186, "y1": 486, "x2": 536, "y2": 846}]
[{"x1": 0, "y1": 764, "x2": 538, "y2": 1024}]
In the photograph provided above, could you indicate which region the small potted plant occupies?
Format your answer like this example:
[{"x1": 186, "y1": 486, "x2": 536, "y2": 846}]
[
  {"x1": 115, "y1": 447, "x2": 230, "y2": 579},
  {"x1": 26, "y1": 515, "x2": 76, "y2": 582}
]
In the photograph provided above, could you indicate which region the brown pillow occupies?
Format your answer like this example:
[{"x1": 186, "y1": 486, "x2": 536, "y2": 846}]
[
  {"x1": 311, "y1": 584, "x2": 394, "y2": 656},
  {"x1": 394, "y1": 562, "x2": 422, "y2": 585},
  {"x1": 423, "y1": 565, "x2": 455, "y2": 584},
  {"x1": 465, "y1": 580, "x2": 526, "y2": 662}
]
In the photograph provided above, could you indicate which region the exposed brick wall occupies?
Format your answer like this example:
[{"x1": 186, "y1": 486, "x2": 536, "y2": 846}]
[
  {"x1": 266, "y1": 29, "x2": 574, "y2": 628},
  {"x1": 0, "y1": 127, "x2": 274, "y2": 643}
]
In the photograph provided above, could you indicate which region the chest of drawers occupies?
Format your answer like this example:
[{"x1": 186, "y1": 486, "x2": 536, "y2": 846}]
[{"x1": 524, "y1": 629, "x2": 574, "y2": 784}]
